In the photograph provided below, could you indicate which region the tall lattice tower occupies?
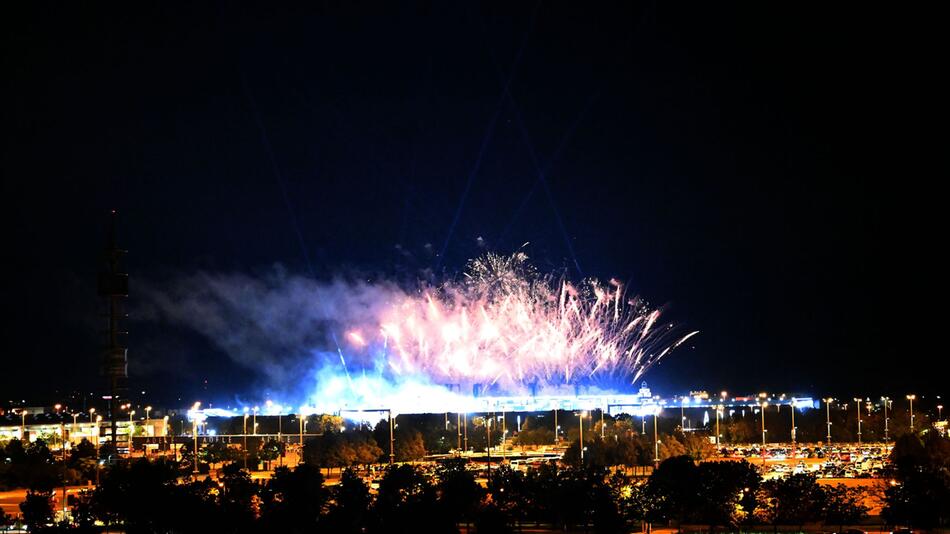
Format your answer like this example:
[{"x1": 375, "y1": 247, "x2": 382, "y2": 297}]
[{"x1": 98, "y1": 210, "x2": 128, "y2": 446}]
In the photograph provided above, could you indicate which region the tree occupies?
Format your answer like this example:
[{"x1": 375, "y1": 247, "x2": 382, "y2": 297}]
[
  {"x1": 202, "y1": 440, "x2": 233, "y2": 470},
  {"x1": 260, "y1": 463, "x2": 328, "y2": 532},
  {"x1": 514, "y1": 417, "x2": 556, "y2": 447},
  {"x1": 756, "y1": 473, "x2": 825, "y2": 529},
  {"x1": 822, "y1": 484, "x2": 868, "y2": 530},
  {"x1": 70, "y1": 490, "x2": 97, "y2": 530},
  {"x1": 90, "y1": 458, "x2": 181, "y2": 531},
  {"x1": 303, "y1": 432, "x2": 354, "y2": 474},
  {"x1": 487, "y1": 464, "x2": 529, "y2": 524},
  {"x1": 883, "y1": 432, "x2": 950, "y2": 528},
  {"x1": 19, "y1": 490, "x2": 54, "y2": 531},
  {"x1": 259, "y1": 439, "x2": 284, "y2": 470},
  {"x1": 219, "y1": 463, "x2": 259, "y2": 532},
  {"x1": 436, "y1": 458, "x2": 484, "y2": 527},
  {"x1": 680, "y1": 432, "x2": 718, "y2": 461},
  {"x1": 69, "y1": 438, "x2": 98, "y2": 481},
  {"x1": 645, "y1": 455, "x2": 699, "y2": 528},
  {"x1": 656, "y1": 433, "x2": 687, "y2": 460},
  {"x1": 325, "y1": 468, "x2": 371, "y2": 533},
  {"x1": 371, "y1": 464, "x2": 450, "y2": 532},
  {"x1": 694, "y1": 460, "x2": 761, "y2": 528},
  {"x1": 394, "y1": 428, "x2": 427, "y2": 462}
]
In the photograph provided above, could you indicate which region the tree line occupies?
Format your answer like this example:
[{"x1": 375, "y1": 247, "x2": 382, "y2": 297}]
[{"x1": 2, "y1": 426, "x2": 948, "y2": 532}]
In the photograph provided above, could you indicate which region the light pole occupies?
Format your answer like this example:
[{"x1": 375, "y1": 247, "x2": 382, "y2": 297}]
[
  {"x1": 653, "y1": 409, "x2": 660, "y2": 465},
  {"x1": 715, "y1": 405, "x2": 722, "y2": 446},
  {"x1": 463, "y1": 413, "x2": 468, "y2": 452},
  {"x1": 162, "y1": 415, "x2": 169, "y2": 455},
  {"x1": 789, "y1": 399, "x2": 797, "y2": 454},
  {"x1": 144, "y1": 406, "x2": 152, "y2": 456},
  {"x1": 71, "y1": 412, "x2": 79, "y2": 445},
  {"x1": 939, "y1": 404, "x2": 944, "y2": 421},
  {"x1": 759, "y1": 401, "x2": 769, "y2": 465},
  {"x1": 486, "y1": 414, "x2": 493, "y2": 480},
  {"x1": 907, "y1": 395, "x2": 916, "y2": 432},
  {"x1": 242, "y1": 408, "x2": 249, "y2": 469},
  {"x1": 128, "y1": 410, "x2": 136, "y2": 457},
  {"x1": 252, "y1": 406, "x2": 259, "y2": 435},
  {"x1": 94, "y1": 415, "x2": 102, "y2": 485},
  {"x1": 192, "y1": 402, "x2": 201, "y2": 475},
  {"x1": 298, "y1": 410, "x2": 304, "y2": 448},
  {"x1": 456, "y1": 412, "x2": 461, "y2": 453},
  {"x1": 388, "y1": 410, "x2": 395, "y2": 465},
  {"x1": 579, "y1": 411, "x2": 586, "y2": 463},
  {"x1": 718, "y1": 391, "x2": 728, "y2": 445},
  {"x1": 853, "y1": 398, "x2": 863, "y2": 445},
  {"x1": 553, "y1": 409, "x2": 558, "y2": 444},
  {"x1": 601, "y1": 408, "x2": 605, "y2": 439},
  {"x1": 823, "y1": 398, "x2": 833, "y2": 444},
  {"x1": 881, "y1": 397, "x2": 890, "y2": 441},
  {"x1": 60, "y1": 422, "x2": 67, "y2": 462},
  {"x1": 501, "y1": 409, "x2": 507, "y2": 454},
  {"x1": 680, "y1": 398, "x2": 686, "y2": 431},
  {"x1": 18, "y1": 409, "x2": 26, "y2": 440}
]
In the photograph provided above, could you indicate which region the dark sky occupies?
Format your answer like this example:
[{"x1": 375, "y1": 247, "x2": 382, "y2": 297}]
[{"x1": 2, "y1": 3, "x2": 941, "y2": 405}]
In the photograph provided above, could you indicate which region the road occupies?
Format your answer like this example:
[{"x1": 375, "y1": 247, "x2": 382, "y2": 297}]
[{"x1": 0, "y1": 484, "x2": 92, "y2": 519}]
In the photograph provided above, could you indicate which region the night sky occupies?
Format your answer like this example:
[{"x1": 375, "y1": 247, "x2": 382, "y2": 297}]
[{"x1": 2, "y1": 3, "x2": 940, "y2": 405}]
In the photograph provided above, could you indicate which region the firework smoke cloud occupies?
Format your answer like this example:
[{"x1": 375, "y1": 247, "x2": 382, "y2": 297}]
[{"x1": 141, "y1": 253, "x2": 697, "y2": 414}]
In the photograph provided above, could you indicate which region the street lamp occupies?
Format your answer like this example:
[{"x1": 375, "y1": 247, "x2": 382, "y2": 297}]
[
  {"x1": 553, "y1": 409, "x2": 558, "y2": 444},
  {"x1": 789, "y1": 398, "x2": 797, "y2": 454},
  {"x1": 938, "y1": 404, "x2": 944, "y2": 421},
  {"x1": 388, "y1": 410, "x2": 395, "y2": 465},
  {"x1": 680, "y1": 397, "x2": 686, "y2": 431},
  {"x1": 823, "y1": 398, "x2": 833, "y2": 444},
  {"x1": 653, "y1": 408, "x2": 661, "y2": 465},
  {"x1": 127, "y1": 410, "x2": 136, "y2": 458},
  {"x1": 242, "y1": 407, "x2": 249, "y2": 469},
  {"x1": 252, "y1": 406, "x2": 259, "y2": 435},
  {"x1": 95, "y1": 415, "x2": 102, "y2": 485},
  {"x1": 71, "y1": 412, "x2": 79, "y2": 446},
  {"x1": 162, "y1": 415, "x2": 169, "y2": 455},
  {"x1": 715, "y1": 404, "x2": 724, "y2": 446},
  {"x1": 882, "y1": 397, "x2": 891, "y2": 441},
  {"x1": 759, "y1": 401, "x2": 769, "y2": 465},
  {"x1": 907, "y1": 395, "x2": 916, "y2": 432},
  {"x1": 17, "y1": 409, "x2": 27, "y2": 440},
  {"x1": 192, "y1": 402, "x2": 201, "y2": 475},
  {"x1": 853, "y1": 398, "x2": 863, "y2": 445},
  {"x1": 578, "y1": 411, "x2": 587, "y2": 463}
]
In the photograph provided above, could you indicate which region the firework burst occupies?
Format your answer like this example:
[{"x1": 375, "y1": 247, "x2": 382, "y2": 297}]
[{"x1": 339, "y1": 253, "x2": 697, "y2": 401}]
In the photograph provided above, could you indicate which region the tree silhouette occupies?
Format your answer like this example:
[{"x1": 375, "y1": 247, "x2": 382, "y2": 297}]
[
  {"x1": 19, "y1": 490, "x2": 54, "y2": 531},
  {"x1": 436, "y1": 457, "x2": 484, "y2": 528},
  {"x1": 325, "y1": 468, "x2": 372, "y2": 533},
  {"x1": 756, "y1": 473, "x2": 824, "y2": 529},
  {"x1": 645, "y1": 455, "x2": 698, "y2": 528},
  {"x1": 694, "y1": 460, "x2": 761, "y2": 528},
  {"x1": 883, "y1": 432, "x2": 950, "y2": 528},
  {"x1": 259, "y1": 463, "x2": 328, "y2": 532},
  {"x1": 822, "y1": 483, "x2": 868, "y2": 531}
]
